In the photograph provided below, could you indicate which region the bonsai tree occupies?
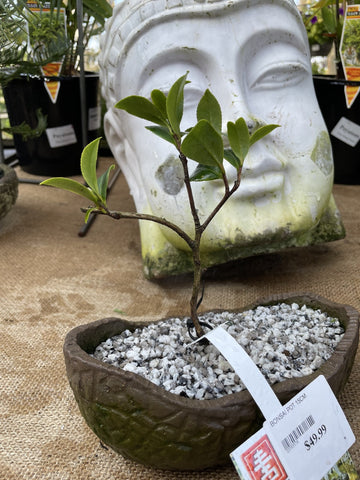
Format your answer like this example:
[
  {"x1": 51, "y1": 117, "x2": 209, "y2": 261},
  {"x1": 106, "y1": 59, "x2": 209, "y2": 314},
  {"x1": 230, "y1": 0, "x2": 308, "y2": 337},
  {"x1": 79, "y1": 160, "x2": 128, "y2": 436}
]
[
  {"x1": 0, "y1": 0, "x2": 112, "y2": 85},
  {"x1": 42, "y1": 73, "x2": 279, "y2": 338}
]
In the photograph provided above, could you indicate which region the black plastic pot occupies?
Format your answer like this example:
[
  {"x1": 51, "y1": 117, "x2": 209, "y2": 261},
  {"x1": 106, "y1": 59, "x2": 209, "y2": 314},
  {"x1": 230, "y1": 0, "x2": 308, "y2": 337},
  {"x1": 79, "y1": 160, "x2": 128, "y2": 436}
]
[
  {"x1": 313, "y1": 75, "x2": 360, "y2": 185},
  {"x1": 310, "y1": 43, "x2": 332, "y2": 57},
  {"x1": 3, "y1": 73, "x2": 100, "y2": 176}
]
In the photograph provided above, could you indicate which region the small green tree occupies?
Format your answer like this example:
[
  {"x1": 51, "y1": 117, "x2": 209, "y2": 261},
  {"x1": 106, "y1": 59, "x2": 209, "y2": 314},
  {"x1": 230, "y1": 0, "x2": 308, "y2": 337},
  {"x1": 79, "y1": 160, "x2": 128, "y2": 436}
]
[{"x1": 42, "y1": 73, "x2": 279, "y2": 338}]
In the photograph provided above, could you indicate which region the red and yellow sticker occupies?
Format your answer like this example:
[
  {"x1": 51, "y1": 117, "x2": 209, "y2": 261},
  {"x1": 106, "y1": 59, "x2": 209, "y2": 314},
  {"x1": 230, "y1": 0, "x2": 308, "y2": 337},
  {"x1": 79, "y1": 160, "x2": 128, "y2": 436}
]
[{"x1": 241, "y1": 434, "x2": 288, "y2": 480}]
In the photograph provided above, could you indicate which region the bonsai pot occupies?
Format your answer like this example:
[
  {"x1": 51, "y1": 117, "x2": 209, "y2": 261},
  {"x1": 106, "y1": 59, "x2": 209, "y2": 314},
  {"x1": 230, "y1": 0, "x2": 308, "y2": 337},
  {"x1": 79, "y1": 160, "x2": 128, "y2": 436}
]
[
  {"x1": 3, "y1": 73, "x2": 100, "y2": 177},
  {"x1": 63, "y1": 293, "x2": 359, "y2": 471}
]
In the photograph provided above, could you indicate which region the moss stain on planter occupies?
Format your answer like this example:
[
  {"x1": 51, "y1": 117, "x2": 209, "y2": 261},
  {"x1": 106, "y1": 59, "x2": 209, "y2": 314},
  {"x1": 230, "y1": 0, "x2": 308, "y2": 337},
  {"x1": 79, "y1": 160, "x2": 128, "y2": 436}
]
[
  {"x1": 311, "y1": 130, "x2": 333, "y2": 176},
  {"x1": 142, "y1": 200, "x2": 345, "y2": 279}
]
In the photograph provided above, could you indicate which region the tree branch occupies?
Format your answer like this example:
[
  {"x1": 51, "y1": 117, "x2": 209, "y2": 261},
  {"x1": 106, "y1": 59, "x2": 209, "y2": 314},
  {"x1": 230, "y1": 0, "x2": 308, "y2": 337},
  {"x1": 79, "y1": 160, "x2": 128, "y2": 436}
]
[
  {"x1": 82, "y1": 207, "x2": 195, "y2": 250},
  {"x1": 201, "y1": 166, "x2": 242, "y2": 232}
]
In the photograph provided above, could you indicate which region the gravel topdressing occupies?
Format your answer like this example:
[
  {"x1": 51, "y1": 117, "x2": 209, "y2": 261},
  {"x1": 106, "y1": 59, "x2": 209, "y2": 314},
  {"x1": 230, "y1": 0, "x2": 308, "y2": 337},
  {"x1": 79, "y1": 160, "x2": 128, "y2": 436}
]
[{"x1": 92, "y1": 303, "x2": 344, "y2": 400}]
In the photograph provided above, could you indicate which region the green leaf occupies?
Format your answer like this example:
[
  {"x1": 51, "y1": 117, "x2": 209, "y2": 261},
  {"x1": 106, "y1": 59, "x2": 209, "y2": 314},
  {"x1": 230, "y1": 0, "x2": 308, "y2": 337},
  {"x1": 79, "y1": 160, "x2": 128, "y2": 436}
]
[
  {"x1": 166, "y1": 72, "x2": 189, "y2": 137},
  {"x1": 81, "y1": 137, "x2": 101, "y2": 196},
  {"x1": 40, "y1": 177, "x2": 99, "y2": 204},
  {"x1": 196, "y1": 89, "x2": 222, "y2": 134},
  {"x1": 84, "y1": 207, "x2": 98, "y2": 224},
  {"x1": 223, "y1": 148, "x2": 240, "y2": 169},
  {"x1": 151, "y1": 89, "x2": 167, "y2": 118},
  {"x1": 3, "y1": 108, "x2": 47, "y2": 141},
  {"x1": 115, "y1": 96, "x2": 167, "y2": 126},
  {"x1": 321, "y1": 5, "x2": 336, "y2": 34},
  {"x1": 146, "y1": 125, "x2": 176, "y2": 145},
  {"x1": 181, "y1": 119, "x2": 224, "y2": 168},
  {"x1": 83, "y1": 0, "x2": 113, "y2": 25},
  {"x1": 249, "y1": 124, "x2": 280, "y2": 147},
  {"x1": 97, "y1": 164, "x2": 115, "y2": 203},
  {"x1": 313, "y1": 0, "x2": 332, "y2": 8},
  {"x1": 190, "y1": 163, "x2": 223, "y2": 182},
  {"x1": 227, "y1": 118, "x2": 250, "y2": 165}
]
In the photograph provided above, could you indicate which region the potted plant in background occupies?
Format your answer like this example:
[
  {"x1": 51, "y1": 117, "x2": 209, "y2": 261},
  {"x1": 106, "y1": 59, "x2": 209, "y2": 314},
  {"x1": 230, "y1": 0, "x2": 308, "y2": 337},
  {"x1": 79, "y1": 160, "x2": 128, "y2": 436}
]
[
  {"x1": 0, "y1": 0, "x2": 112, "y2": 176},
  {"x1": 299, "y1": 0, "x2": 360, "y2": 184},
  {"x1": 0, "y1": 107, "x2": 46, "y2": 214},
  {"x1": 41, "y1": 75, "x2": 359, "y2": 471},
  {"x1": 300, "y1": 0, "x2": 344, "y2": 74}
]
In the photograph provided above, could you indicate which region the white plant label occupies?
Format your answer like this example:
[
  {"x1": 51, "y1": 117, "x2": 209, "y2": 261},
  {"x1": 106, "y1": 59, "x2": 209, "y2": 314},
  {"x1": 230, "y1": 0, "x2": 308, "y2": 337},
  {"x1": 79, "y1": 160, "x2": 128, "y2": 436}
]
[
  {"x1": 201, "y1": 326, "x2": 356, "y2": 480},
  {"x1": 46, "y1": 125, "x2": 77, "y2": 148},
  {"x1": 331, "y1": 117, "x2": 360, "y2": 147},
  {"x1": 88, "y1": 107, "x2": 101, "y2": 131}
]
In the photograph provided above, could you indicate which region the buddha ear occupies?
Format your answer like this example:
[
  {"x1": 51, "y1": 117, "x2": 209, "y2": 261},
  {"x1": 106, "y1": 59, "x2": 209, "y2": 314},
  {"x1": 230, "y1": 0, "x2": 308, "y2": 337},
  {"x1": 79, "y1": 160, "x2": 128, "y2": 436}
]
[
  {"x1": 103, "y1": 109, "x2": 145, "y2": 207},
  {"x1": 104, "y1": 109, "x2": 125, "y2": 160}
]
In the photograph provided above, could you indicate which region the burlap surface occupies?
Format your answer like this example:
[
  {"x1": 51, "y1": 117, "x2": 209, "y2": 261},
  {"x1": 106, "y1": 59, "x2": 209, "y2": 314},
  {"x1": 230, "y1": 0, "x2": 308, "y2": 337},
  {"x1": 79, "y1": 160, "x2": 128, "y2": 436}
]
[{"x1": 1, "y1": 158, "x2": 359, "y2": 479}]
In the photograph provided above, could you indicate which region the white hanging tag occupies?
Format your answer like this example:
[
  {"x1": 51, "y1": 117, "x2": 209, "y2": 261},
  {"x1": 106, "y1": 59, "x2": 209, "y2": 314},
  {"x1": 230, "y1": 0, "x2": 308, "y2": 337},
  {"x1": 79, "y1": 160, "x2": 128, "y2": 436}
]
[
  {"x1": 262, "y1": 375, "x2": 355, "y2": 480},
  {"x1": 200, "y1": 326, "x2": 356, "y2": 480},
  {"x1": 204, "y1": 326, "x2": 282, "y2": 419}
]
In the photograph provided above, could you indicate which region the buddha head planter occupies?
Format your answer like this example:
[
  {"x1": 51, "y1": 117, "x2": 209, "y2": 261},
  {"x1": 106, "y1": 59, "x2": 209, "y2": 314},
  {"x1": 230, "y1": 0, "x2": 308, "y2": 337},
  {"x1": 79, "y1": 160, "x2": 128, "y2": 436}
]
[{"x1": 99, "y1": 0, "x2": 345, "y2": 279}]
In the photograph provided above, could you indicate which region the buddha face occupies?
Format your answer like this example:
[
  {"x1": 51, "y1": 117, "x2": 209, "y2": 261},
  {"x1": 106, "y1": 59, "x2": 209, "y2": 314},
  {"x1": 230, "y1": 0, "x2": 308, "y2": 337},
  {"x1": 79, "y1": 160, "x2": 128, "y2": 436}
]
[{"x1": 101, "y1": 0, "x2": 342, "y2": 277}]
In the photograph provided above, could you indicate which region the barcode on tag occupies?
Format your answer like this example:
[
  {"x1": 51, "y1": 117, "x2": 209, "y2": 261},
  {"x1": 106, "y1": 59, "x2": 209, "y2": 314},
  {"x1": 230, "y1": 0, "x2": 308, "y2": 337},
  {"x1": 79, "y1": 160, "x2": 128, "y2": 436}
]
[{"x1": 281, "y1": 415, "x2": 315, "y2": 452}]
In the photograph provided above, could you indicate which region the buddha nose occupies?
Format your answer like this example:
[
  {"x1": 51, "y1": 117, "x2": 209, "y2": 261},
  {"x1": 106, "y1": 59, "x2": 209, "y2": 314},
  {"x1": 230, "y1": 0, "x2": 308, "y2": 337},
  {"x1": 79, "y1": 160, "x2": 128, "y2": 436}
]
[
  {"x1": 220, "y1": 93, "x2": 264, "y2": 180},
  {"x1": 221, "y1": 93, "x2": 257, "y2": 138}
]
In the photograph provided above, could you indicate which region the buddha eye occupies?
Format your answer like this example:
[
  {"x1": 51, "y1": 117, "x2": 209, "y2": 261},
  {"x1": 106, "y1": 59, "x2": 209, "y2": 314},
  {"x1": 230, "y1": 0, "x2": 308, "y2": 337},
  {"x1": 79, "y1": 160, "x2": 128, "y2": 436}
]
[
  {"x1": 148, "y1": 85, "x2": 204, "y2": 126},
  {"x1": 249, "y1": 61, "x2": 309, "y2": 90},
  {"x1": 183, "y1": 87, "x2": 204, "y2": 110}
]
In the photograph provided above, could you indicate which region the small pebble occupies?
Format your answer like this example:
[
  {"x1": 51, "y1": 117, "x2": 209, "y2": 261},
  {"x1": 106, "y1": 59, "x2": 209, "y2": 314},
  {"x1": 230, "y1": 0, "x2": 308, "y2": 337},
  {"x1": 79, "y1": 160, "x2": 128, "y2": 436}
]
[{"x1": 92, "y1": 303, "x2": 344, "y2": 400}]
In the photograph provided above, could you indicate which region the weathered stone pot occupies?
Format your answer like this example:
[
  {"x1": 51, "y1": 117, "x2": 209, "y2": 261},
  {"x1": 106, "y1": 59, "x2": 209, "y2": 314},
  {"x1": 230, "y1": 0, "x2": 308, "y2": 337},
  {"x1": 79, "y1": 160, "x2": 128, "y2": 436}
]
[
  {"x1": 0, "y1": 164, "x2": 18, "y2": 221},
  {"x1": 63, "y1": 293, "x2": 359, "y2": 471}
]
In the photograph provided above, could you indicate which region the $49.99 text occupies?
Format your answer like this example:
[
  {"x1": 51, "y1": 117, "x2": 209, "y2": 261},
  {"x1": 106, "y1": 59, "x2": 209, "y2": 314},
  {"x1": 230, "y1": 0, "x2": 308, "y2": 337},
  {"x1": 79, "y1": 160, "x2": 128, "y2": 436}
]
[{"x1": 304, "y1": 425, "x2": 327, "y2": 451}]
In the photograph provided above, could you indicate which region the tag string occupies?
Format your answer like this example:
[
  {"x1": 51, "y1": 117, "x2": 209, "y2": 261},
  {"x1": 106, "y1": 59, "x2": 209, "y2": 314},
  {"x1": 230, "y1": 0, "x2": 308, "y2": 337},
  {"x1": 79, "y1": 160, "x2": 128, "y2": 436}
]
[{"x1": 205, "y1": 327, "x2": 282, "y2": 419}]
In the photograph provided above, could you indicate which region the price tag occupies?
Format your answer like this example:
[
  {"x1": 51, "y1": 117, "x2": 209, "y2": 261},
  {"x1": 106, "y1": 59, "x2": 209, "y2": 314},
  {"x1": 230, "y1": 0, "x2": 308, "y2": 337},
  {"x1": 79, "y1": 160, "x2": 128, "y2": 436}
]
[
  {"x1": 200, "y1": 326, "x2": 356, "y2": 480},
  {"x1": 263, "y1": 375, "x2": 355, "y2": 480}
]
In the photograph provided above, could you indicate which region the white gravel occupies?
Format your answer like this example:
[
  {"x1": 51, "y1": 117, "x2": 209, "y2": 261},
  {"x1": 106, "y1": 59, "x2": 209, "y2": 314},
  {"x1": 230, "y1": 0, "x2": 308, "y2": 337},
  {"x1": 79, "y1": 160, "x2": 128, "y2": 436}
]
[{"x1": 92, "y1": 303, "x2": 344, "y2": 400}]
